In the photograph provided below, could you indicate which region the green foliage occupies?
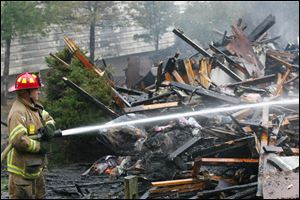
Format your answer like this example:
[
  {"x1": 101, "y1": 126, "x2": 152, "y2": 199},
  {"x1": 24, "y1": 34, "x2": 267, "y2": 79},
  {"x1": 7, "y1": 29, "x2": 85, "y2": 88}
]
[
  {"x1": 127, "y1": 1, "x2": 179, "y2": 51},
  {"x1": 43, "y1": 48, "x2": 113, "y2": 130},
  {"x1": 1, "y1": 1, "x2": 49, "y2": 40}
]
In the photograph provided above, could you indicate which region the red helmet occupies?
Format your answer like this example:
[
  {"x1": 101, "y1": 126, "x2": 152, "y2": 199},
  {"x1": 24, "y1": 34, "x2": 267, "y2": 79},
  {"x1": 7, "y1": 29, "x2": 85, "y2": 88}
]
[{"x1": 8, "y1": 72, "x2": 42, "y2": 92}]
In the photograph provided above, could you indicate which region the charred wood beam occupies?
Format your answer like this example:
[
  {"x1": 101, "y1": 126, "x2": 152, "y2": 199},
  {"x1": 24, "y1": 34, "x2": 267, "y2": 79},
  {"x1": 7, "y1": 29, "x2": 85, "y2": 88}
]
[
  {"x1": 197, "y1": 182, "x2": 257, "y2": 198},
  {"x1": 248, "y1": 14, "x2": 275, "y2": 42},
  {"x1": 49, "y1": 53, "x2": 70, "y2": 68},
  {"x1": 168, "y1": 136, "x2": 204, "y2": 161},
  {"x1": 263, "y1": 146, "x2": 299, "y2": 155},
  {"x1": 152, "y1": 178, "x2": 202, "y2": 187},
  {"x1": 191, "y1": 135, "x2": 255, "y2": 159},
  {"x1": 170, "y1": 82, "x2": 240, "y2": 104},
  {"x1": 131, "y1": 91, "x2": 176, "y2": 107},
  {"x1": 237, "y1": 121, "x2": 261, "y2": 128},
  {"x1": 209, "y1": 44, "x2": 248, "y2": 75},
  {"x1": 111, "y1": 87, "x2": 132, "y2": 108},
  {"x1": 225, "y1": 187, "x2": 257, "y2": 199},
  {"x1": 150, "y1": 182, "x2": 205, "y2": 195},
  {"x1": 48, "y1": 180, "x2": 123, "y2": 189},
  {"x1": 115, "y1": 86, "x2": 146, "y2": 96},
  {"x1": 197, "y1": 158, "x2": 259, "y2": 164},
  {"x1": 156, "y1": 61, "x2": 164, "y2": 91},
  {"x1": 149, "y1": 179, "x2": 205, "y2": 195},
  {"x1": 192, "y1": 158, "x2": 258, "y2": 178},
  {"x1": 225, "y1": 74, "x2": 276, "y2": 87},
  {"x1": 62, "y1": 77, "x2": 119, "y2": 118},
  {"x1": 222, "y1": 30, "x2": 228, "y2": 45},
  {"x1": 256, "y1": 104, "x2": 269, "y2": 197},
  {"x1": 283, "y1": 74, "x2": 299, "y2": 85},
  {"x1": 267, "y1": 53, "x2": 299, "y2": 70},
  {"x1": 173, "y1": 28, "x2": 243, "y2": 82},
  {"x1": 254, "y1": 35, "x2": 281, "y2": 45},
  {"x1": 204, "y1": 128, "x2": 239, "y2": 140}
]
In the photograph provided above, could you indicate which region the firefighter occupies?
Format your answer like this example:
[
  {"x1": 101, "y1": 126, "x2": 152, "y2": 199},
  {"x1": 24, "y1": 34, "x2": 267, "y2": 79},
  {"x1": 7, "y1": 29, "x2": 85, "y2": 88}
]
[{"x1": 7, "y1": 72, "x2": 56, "y2": 199}]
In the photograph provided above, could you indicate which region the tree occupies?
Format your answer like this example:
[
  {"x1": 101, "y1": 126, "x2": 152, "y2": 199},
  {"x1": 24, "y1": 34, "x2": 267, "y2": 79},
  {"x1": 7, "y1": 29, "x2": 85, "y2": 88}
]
[
  {"x1": 43, "y1": 48, "x2": 113, "y2": 163},
  {"x1": 0, "y1": 1, "x2": 73, "y2": 105},
  {"x1": 1, "y1": 1, "x2": 48, "y2": 105},
  {"x1": 127, "y1": 1, "x2": 179, "y2": 52},
  {"x1": 43, "y1": 49, "x2": 112, "y2": 129},
  {"x1": 73, "y1": 1, "x2": 121, "y2": 64}
]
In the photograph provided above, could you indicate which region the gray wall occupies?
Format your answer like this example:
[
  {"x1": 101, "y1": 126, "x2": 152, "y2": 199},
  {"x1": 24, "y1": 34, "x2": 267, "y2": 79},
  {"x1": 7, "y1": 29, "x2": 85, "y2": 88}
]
[{"x1": 1, "y1": 24, "x2": 175, "y2": 77}]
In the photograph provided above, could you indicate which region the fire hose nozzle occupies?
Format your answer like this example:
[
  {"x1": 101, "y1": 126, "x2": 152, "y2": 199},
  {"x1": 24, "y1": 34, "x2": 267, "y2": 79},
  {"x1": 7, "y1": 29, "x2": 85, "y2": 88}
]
[{"x1": 54, "y1": 129, "x2": 62, "y2": 138}]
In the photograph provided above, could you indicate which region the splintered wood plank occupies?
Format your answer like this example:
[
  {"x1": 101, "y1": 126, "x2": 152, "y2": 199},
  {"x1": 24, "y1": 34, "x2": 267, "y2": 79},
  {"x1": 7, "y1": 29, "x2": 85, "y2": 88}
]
[
  {"x1": 124, "y1": 102, "x2": 178, "y2": 113},
  {"x1": 184, "y1": 59, "x2": 196, "y2": 85},
  {"x1": 172, "y1": 70, "x2": 186, "y2": 84},
  {"x1": 256, "y1": 103, "x2": 268, "y2": 195}
]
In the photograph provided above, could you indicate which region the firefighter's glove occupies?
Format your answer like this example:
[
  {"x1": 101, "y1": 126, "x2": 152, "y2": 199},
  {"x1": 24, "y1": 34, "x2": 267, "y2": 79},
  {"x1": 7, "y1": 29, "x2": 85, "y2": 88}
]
[
  {"x1": 40, "y1": 124, "x2": 55, "y2": 141},
  {"x1": 39, "y1": 142, "x2": 50, "y2": 154}
]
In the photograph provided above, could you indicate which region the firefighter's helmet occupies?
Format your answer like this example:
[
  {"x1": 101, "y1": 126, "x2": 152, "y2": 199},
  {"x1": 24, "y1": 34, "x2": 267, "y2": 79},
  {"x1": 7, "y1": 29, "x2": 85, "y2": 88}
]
[{"x1": 8, "y1": 72, "x2": 42, "y2": 92}]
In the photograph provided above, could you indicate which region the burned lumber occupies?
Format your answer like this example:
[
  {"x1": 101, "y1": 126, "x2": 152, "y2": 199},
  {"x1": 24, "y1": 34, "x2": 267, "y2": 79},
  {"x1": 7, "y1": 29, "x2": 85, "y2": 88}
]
[
  {"x1": 225, "y1": 74, "x2": 276, "y2": 87},
  {"x1": 62, "y1": 77, "x2": 119, "y2": 118},
  {"x1": 225, "y1": 187, "x2": 257, "y2": 199},
  {"x1": 173, "y1": 28, "x2": 243, "y2": 82},
  {"x1": 209, "y1": 44, "x2": 248, "y2": 75},
  {"x1": 111, "y1": 87, "x2": 132, "y2": 108},
  {"x1": 156, "y1": 61, "x2": 164, "y2": 91},
  {"x1": 48, "y1": 180, "x2": 124, "y2": 189},
  {"x1": 131, "y1": 90, "x2": 176, "y2": 107},
  {"x1": 49, "y1": 53, "x2": 70, "y2": 68},
  {"x1": 168, "y1": 136, "x2": 204, "y2": 161},
  {"x1": 191, "y1": 135, "x2": 255, "y2": 159},
  {"x1": 226, "y1": 24, "x2": 265, "y2": 77},
  {"x1": 150, "y1": 178, "x2": 206, "y2": 196},
  {"x1": 115, "y1": 86, "x2": 146, "y2": 96},
  {"x1": 192, "y1": 158, "x2": 258, "y2": 178},
  {"x1": 124, "y1": 102, "x2": 178, "y2": 113},
  {"x1": 170, "y1": 81, "x2": 240, "y2": 104},
  {"x1": 248, "y1": 14, "x2": 276, "y2": 42},
  {"x1": 204, "y1": 128, "x2": 239, "y2": 140},
  {"x1": 197, "y1": 182, "x2": 257, "y2": 198}
]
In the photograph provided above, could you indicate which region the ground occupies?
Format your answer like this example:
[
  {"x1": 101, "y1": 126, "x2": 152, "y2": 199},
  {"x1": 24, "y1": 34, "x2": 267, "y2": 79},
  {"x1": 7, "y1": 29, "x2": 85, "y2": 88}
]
[{"x1": 1, "y1": 163, "x2": 126, "y2": 199}]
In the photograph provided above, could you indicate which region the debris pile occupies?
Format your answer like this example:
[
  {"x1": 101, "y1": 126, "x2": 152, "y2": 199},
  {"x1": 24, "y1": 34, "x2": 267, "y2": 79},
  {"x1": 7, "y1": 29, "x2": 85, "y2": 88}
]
[{"x1": 51, "y1": 14, "x2": 298, "y2": 199}]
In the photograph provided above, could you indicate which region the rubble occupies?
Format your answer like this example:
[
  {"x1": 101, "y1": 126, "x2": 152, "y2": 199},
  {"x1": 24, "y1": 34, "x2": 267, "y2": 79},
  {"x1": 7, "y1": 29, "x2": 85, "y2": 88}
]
[{"x1": 46, "y1": 14, "x2": 299, "y2": 199}]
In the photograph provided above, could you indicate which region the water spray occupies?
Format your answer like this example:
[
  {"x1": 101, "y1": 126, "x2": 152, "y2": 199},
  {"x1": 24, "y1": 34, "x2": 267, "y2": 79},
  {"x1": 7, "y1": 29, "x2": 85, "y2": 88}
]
[
  {"x1": 59, "y1": 98, "x2": 299, "y2": 137},
  {"x1": 1, "y1": 98, "x2": 299, "y2": 164}
]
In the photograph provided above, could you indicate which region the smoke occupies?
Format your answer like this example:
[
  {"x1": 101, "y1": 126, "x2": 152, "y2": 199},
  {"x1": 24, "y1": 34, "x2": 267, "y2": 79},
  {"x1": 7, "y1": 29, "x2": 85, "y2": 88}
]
[
  {"x1": 175, "y1": 1, "x2": 299, "y2": 48},
  {"x1": 237, "y1": 1, "x2": 299, "y2": 46}
]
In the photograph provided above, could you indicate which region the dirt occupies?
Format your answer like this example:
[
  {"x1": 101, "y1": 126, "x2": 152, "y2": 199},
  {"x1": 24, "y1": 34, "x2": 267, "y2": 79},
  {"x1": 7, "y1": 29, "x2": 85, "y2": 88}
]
[{"x1": 263, "y1": 171, "x2": 299, "y2": 199}]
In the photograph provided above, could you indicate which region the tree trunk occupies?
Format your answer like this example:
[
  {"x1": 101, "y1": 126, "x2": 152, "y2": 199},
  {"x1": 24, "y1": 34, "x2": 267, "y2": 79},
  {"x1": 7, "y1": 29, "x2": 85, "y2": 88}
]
[
  {"x1": 89, "y1": 13, "x2": 96, "y2": 64},
  {"x1": 155, "y1": 35, "x2": 159, "y2": 52},
  {"x1": 2, "y1": 37, "x2": 11, "y2": 106}
]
